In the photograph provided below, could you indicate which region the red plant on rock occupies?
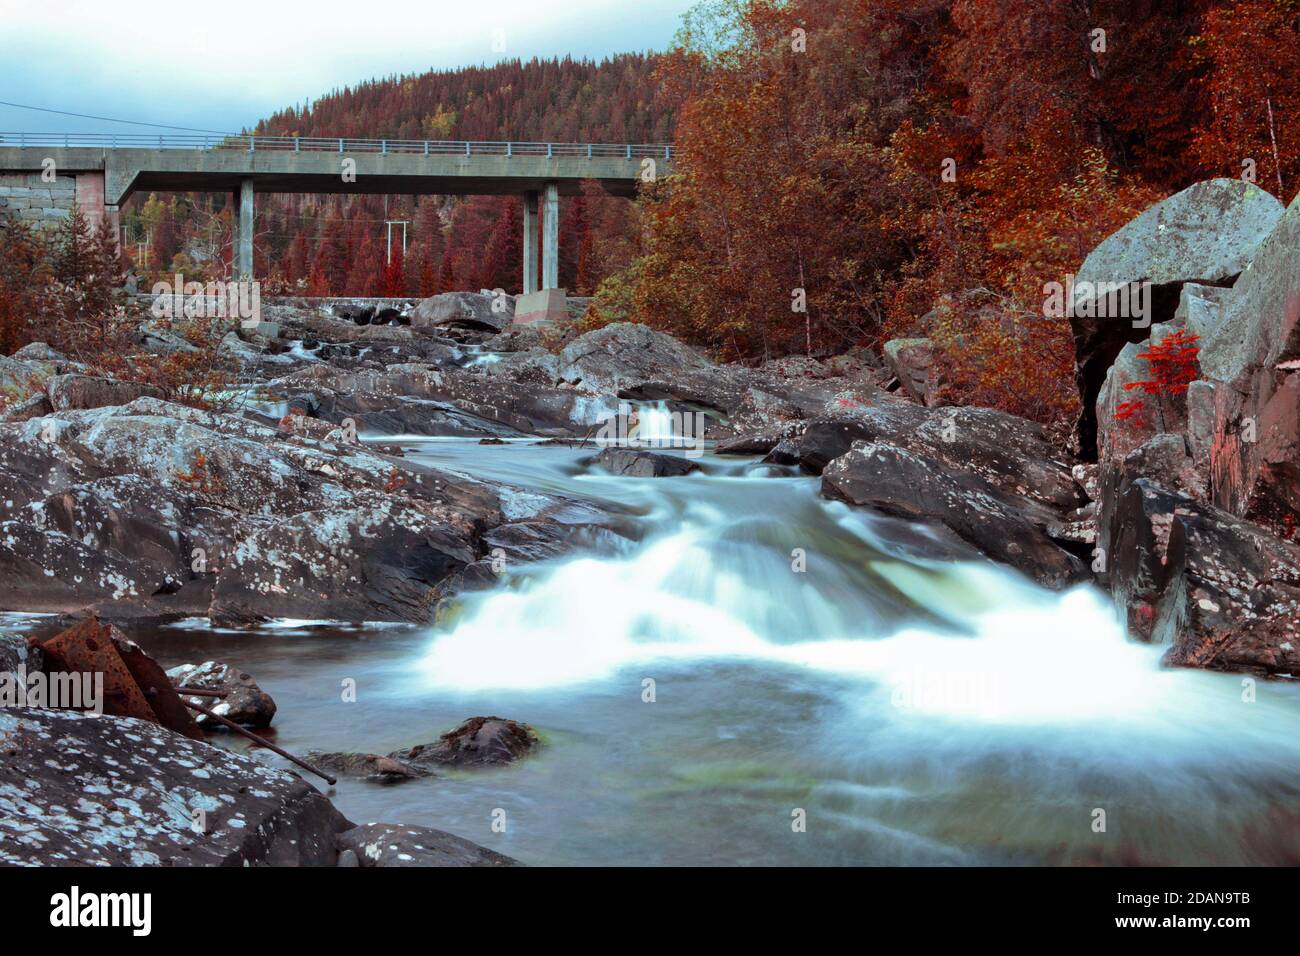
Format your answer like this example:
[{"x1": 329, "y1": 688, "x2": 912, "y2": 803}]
[{"x1": 1116, "y1": 328, "x2": 1201, "y2": 433}]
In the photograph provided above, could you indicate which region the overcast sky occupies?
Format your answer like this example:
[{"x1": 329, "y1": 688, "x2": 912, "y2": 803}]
[{"x1": 0, "y1": 0, "x2": 696, "y2": 136}]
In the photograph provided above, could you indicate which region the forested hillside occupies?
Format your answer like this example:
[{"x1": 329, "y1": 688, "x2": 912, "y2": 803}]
[{"x1": 604, "y1": 0, "x2": 1300, "y2": 431}]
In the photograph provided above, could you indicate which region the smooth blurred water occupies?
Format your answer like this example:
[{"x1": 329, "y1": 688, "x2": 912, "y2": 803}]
[{"x1": 40, "y1": 437, "x2": 1300, "y2": 865}]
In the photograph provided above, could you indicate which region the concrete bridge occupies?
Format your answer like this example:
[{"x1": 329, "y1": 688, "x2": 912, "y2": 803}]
[{"x1": 0, "y1": 133, "x2": 673, "y2": 318}]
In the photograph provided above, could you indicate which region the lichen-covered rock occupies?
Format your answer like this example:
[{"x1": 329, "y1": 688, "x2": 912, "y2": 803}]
[
  {"x1": 45, "y1": 374, "x2": 165, "y2": 412},
  {"x1": 1110, "y1": 480, "x2": 1300, "y2": 676},
  {"x1": 883, "y1": 337, "x2": 938, "y2": 406},
  {"x1": 392, "y1": 716, "x2": 541, "y2": 769},
  {"x1": 1070, "y1": 179, "x2": 1284, "y2": 456},
  {"x1": 0, "y1": 708, "x2": 350, "y2": 866},
  {"x1": 0, "y1": 396, "x2": 590, "y2": 622},
  {"x1": 336, "y1": 823, "x2": 518, "y2": 867},
  {"x1": 167, "y1": 661, "x2": 277, "y2": 729}
]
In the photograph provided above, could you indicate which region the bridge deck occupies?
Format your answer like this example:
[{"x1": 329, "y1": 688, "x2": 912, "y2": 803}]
[{"x1": 0, "y1": 134, "x2": 673, "y2": 202}]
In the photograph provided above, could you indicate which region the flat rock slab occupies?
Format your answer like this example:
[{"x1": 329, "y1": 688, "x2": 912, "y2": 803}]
[
  {"x1": 0, "y1": 708, "x2": 349, "y2": 866},
  {"x1": 337, "y1": 823, "x2": 518, "y2": 867}
]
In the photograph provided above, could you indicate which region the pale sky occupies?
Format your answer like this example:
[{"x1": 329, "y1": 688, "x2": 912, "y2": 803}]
[{"x1": 0, "y1": 0, "x2": 697, "y2": 136}]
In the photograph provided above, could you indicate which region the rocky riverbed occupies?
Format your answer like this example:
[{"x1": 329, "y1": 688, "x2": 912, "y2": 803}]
[{"x1": 2, "y1": 177, "x2": 1300, "y2": 866}]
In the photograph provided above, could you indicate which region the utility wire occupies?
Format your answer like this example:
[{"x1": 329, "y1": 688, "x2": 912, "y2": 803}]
[{"x1": 0, "y1": 100, "x2": 237, "y2": 135}]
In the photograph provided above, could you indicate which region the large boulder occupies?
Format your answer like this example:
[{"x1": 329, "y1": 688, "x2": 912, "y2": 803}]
[
  {"x1": 411, "y1": 292, "x2": 513, "y2": 334},
  {"x1": 0, "y1": 708, "x2": 350, "y2": 866},
  {"x1": 1070, "y1": 179, "x2": 1284, "y2": 457},
  {"x1": 822, "y1": 440, "x2": 1087, "y2": 588},
  {"x1": 1196, "y1": 190, "x2": 1300, "y2": 519},
  {"x1": 882, "y1": 337, "x2": 938, "y2": 406},
  {"x1": 0, "y1": 397, "x2": 550, "y2": 622},
  {"x1": 558, "y1": 323, "x2": 716, "y2": 395},
  {"x1": 1109, "y1": 479, "x2": 1300, "y2": 676},
  {"x1": 209, "y1": 493, "x2": 479, "y2": 625}
]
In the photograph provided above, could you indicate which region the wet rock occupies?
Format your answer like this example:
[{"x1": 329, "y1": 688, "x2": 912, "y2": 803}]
[
  {"x1": 209, "y1": 493, "x2": 480, "y2": 626},
  {"x1": 167, "y1": 660, "x2": 277, "y2": 729},
  {"x1": 392, "y1": 716, "x2": 541, "y2": 769},
  {"x1": 336, "y1": 823, "x2": 519, "y2": 867},
  {"x1": 822, "y1": 440, "x2": 1087, "y2": 588},
  {"x1": 1111, "y1": 480, "x2": 1300, "y2": 676},
  {"x1": 716, "y1": 431, "x2": 783, "y2": 456},
  {"x1": 0, "y1": 397, "x2": 533, "y2": 622},
  {"x1": 0, "y1": 632, "x2": 41, "y2": 674},
  {"x1": 592, "y1": 447, "x2": 700, "y2": 477},
  {"x1": 305, "y1": 751, "x2": 429, "y2": 784},
  {"x1": 0, "y1": 707, "x2": 351, "y2": 866},
  {"x1": 335, "y1": 303, "x2": 375, "y2": 325}
]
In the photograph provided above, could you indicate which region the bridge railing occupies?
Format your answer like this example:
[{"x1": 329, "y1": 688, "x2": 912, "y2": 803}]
[{"x1": 0, "y1": 132, "x2": 674, "y2": 160}]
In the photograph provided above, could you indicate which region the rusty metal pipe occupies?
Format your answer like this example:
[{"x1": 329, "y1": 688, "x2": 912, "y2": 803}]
[{"x1": 183, "y1": 699, "x2": 337, "y2": 786}]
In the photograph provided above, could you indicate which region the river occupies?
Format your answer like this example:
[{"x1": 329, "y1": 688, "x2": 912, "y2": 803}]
[{"x1": 10, "y1": 434, "x2": 1299, "y2": 864}]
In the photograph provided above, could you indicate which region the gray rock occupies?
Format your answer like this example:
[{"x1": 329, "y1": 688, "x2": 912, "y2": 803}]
[
  {"x1": 45, "y1": 374, "x2": 165, "y2": 411},
  {"x1": 0, "y1": 708, "x2": 350, "y2": 866},
  {"x1": 167, "y1": 660, "x2": 277, "y2": 729},
  {"x1": 1110, "y1": 480, "x2": 1300, "y2": 676},
  {"x1": 411, "y1": 292, "x2": 513, "y2": 333},
  {"x1": 336, "y1": 823, "x2": 519, "y2": 867},
  {"x1": 822, "y1": 436, "x2": 1087, "y2": 589},
  {"x1": 0, "y1": 632, "x2": 41, "y2": 674},
  {"x1": 883, "y1": 337, "x2": 938, "y2": 406},
  {"x1": 593, "y1": 447, "x2": 700, "y2": 477},
  {"x1": 558, "y1": 322, "x2": 716, "y2": 395},
  {"x1": 1070, "y1": 179, "x2": 1284, "y2": 456},
  {"x1": 391, "y1": 716, "x2": 541, "y2": 769},
  {"x1": 1075, "y1": 179, "x2": 1283, "y2": 295}
]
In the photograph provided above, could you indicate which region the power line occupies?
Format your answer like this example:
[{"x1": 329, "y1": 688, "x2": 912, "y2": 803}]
[{"x1": 0, "y1": 100, "x2": 236, "y2": 135}]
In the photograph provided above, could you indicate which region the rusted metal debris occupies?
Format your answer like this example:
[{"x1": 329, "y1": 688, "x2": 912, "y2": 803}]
[
  {"x1": 38, "y1": 618, "x2": 204, "y2": 740},
  {"x1": 36, "y1": 617, "x2": 335, "y2": 787}
]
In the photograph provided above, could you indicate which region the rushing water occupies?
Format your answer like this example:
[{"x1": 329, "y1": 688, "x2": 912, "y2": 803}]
[{"x1": 15, "y1": 437, "x2": 1300, "y2": 865}]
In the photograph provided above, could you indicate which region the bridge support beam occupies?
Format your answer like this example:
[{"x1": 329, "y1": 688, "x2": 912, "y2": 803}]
[
  {"x1": 542, "y1": 181, "x2": 559, "y2": 290},
  {"x1": 522, "y1": 191, "x2": 538, "y2": 295},
  {"x1": 235, "y1": 178, "x2": 254, "y2": 282}
]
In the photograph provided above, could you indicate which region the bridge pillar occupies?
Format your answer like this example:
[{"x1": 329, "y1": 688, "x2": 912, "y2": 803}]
[
  {"x1": 542, "y1": 181, "x2": 559, "y2": 290},
  {"x1": 235, "y1": 178, "x2": 254, "y2": 282},
  {"x1": 522, "y1": 191, "x2": 538, "y2": 295}
]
